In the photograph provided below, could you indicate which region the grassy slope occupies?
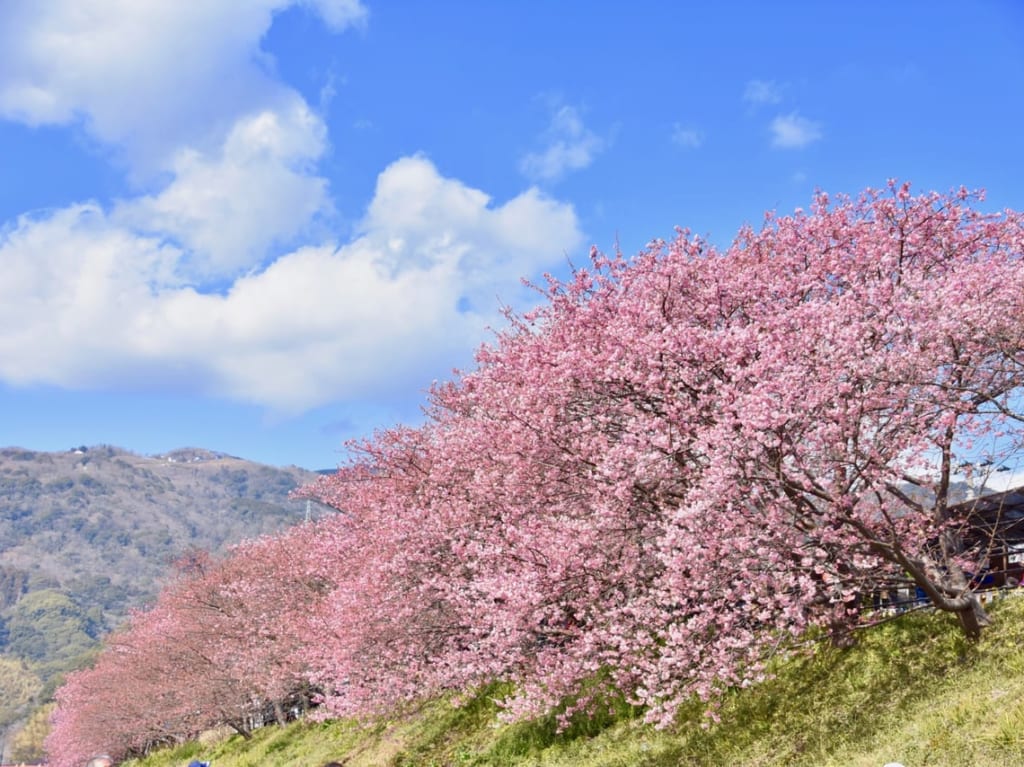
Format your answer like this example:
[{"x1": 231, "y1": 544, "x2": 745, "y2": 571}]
[{"x1": 126, "y1": 594, "x2": 1024, "y2": 767}]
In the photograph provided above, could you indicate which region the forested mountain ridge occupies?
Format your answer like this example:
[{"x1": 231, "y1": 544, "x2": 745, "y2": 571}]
[
  {"x1": 0, "y1": 445, "x2": 321, "y2": 621},
  {"x1": 0, "y1": 444, "x2": 324, "y2": 760}
]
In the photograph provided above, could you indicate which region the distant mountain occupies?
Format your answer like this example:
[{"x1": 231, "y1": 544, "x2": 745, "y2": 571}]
[
  {"x1": 0, "y1": 444, "x2": 324, "y2": 623},
  {"x1": 0, "y1": 444, "x2": 328, "y2": 754}
]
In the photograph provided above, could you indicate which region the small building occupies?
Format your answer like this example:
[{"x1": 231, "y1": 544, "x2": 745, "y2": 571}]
[{"x1": 954, "y1": 483, "x2": 1024, "y2": 588}]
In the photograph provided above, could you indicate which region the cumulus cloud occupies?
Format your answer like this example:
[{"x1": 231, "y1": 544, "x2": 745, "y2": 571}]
[
  {"x1": 770, "y1": 112, "x2": 823, "y2": 149},
  {"x1": 743, "y1": 79, "x2": 784, "y2": 106},
  {"x1": 0, "y1": 0, "x2": 584, "y2": 414},
  {"x1": 115, "y1": 98, "x2": 331, "y2": 279},
  {"x1": 520, "y1": 104, "x2": 605, "y2": 182},
  {"x1": 0, "y1": 204, "x2": 185, "y2": 388},
  {"x1": 0, "y1": 0, "x2": 362, "y2": 294},
  {"x1": 0, "y1": 0, "x2": 366, "y2": 172},
  {"x1": 0, "y1": 157, "x2": 582, "y2": 411}
]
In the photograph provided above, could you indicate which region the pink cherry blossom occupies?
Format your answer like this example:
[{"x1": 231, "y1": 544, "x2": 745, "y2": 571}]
[{"x1": 47, "y1": 184, "x2": 1024, "y2": 763}]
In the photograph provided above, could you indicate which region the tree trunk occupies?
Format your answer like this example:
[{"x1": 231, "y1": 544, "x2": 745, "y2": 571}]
[
  {"x1": 228, "y1": 720, "x2": 253, "y2": 740},
  {"x1": 954, "y1": 594, "x2": 991, "y2": 641}
]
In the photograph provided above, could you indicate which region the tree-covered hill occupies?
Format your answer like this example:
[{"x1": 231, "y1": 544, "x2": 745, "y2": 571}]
[
  {"x1": 0, "y1": 445, "x2": 320, "y2": 621},
  {"x1": 0, "y1": 444, "x2": 323, "y2": 760}
]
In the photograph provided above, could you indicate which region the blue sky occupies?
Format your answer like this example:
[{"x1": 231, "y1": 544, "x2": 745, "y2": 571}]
[{"x1": 1, "y1": 1, "x2": 1022, "y2": 470}]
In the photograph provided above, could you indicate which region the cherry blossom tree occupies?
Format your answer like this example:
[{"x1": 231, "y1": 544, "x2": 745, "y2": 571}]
[
  {"x1": 46, "y1": 526, "x2": 335, "y2": 766},
  {"x1": 48, "y1": 183, "x2": 1024, "y2": 756},
  {"x1": 165, "y1": 528, "x2": 332, "y2": 726},
  {"x1": 304, "y1": 183, "x2": 1024, "y2": 724}
]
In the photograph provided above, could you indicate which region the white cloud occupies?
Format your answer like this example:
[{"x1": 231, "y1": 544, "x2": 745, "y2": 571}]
[
  {"x1": 301, "y1": 0, "x2": 368, "y2": 31},
  {"x1": 770, "y1": 112, "x2": 823, "y2": 149},
  {"x1": 115, "y1": 99, "x2": 331, "y2": 279},
  {"x1": 0, "y1": 1, "x2": 351, "y2": 281},
  {"x1": 520, "y1": 104, "x2": 605, "y2": 182},
  {"x1": 671, "y1": 124, "x2": 704, "y2": 149},
  {"x1": 0, "y1": 0, "x2": 366, "y2": 172},
  {"x1": 0, "y1": 204, "x2": 184, "y2": 388},
  {"x1": 0, "y1": 157, "x2": 582, "y2": 411},
  {"x1": 743, "y1": 79, "x2": 784, "y2": 106},
  {"x1": 0, "y1": 0, "x2": 585, "y2": 414}
]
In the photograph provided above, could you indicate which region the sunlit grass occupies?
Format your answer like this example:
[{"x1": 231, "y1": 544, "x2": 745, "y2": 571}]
[{"x1": 124, "y1": 593, "x2": 1024, "y2": 767}]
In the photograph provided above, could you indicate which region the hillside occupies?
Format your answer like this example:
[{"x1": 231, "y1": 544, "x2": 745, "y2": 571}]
[
  {"x1": 0, "y1": 445, "x2": 324, "y2": 758},
  {"x1": 122, "y1": 594, "x2": 1024, "y2": 767},
  {"x1": 0, "y1": 445, "x2": 323, "y2": 619}
]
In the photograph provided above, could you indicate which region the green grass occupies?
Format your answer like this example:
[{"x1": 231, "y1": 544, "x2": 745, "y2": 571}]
[{"x1": 124, "y1": 594, "x2": 1024, "y2": 767}]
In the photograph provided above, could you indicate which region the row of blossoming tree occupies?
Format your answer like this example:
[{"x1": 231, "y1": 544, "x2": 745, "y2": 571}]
[{"x1": 47, "y1": 185, "x2": 1024, "y2": 765}]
